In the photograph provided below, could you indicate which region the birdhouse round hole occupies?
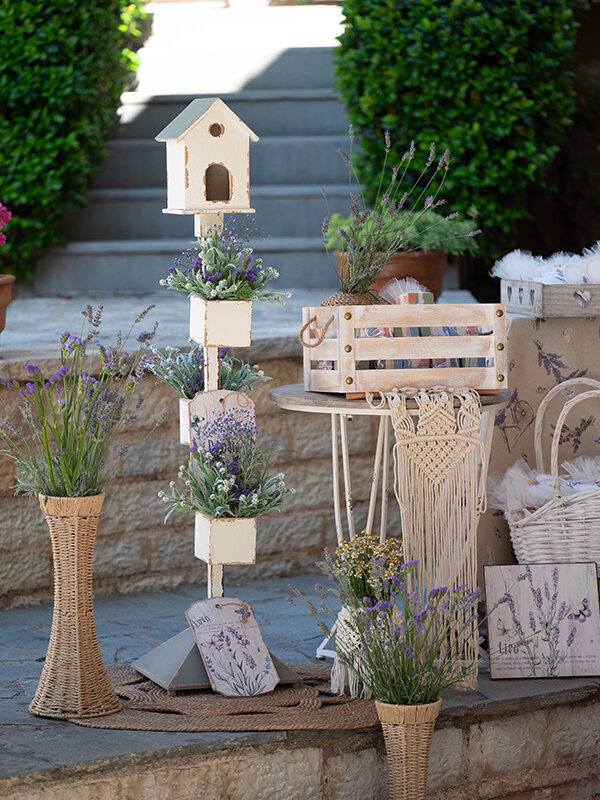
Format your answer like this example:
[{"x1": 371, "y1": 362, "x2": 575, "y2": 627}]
[{"x1": 209, "y1": 123, "x2": 224, "y2": 138}]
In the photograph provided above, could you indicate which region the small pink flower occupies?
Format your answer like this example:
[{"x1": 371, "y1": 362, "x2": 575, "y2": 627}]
[{"x1": 0, "y1": 203, "x2": 12, "y2": 229}]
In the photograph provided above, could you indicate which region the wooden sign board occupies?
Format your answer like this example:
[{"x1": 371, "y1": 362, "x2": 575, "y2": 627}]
[
  {"x1": 185, "y1": 597, "x2": 278, "y2": 696},
  {"x1": 484, "y1": 563, "x2": 600, "y2": 679},
  {"x1": 180, "y1": 389, "x2": 256, "y2": 445}
]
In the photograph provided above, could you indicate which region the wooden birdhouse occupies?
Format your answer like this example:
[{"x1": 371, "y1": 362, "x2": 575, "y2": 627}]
[{"x1": 156, "y1": 97, "x2": 259, "y2": 217}]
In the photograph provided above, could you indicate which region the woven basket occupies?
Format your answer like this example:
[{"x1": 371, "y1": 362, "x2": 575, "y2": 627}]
[
  {"x1": 321, "y1": 292, "x2": 381, "y2": 306},
  {"x1": 375, "y1": 698, "x2": 441, "y2": 800},
  {"x1": 29, "y1": 495, "x2": 121, "y2": 719},
  {"x1": 507, "y1": 378, "x2": 600, "y2": 578}
]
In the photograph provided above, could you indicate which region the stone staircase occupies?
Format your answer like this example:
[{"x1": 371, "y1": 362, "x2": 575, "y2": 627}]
[{"x1": 34, "y1": 3, "x2": 351, "y2": 294}]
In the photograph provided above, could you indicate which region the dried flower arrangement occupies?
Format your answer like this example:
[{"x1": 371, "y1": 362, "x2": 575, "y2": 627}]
[
  {"x1": 148, "y1": 344, "x2": 270, "y2": 400},
  {"x1": 322, "y1": 130, "x2": 481, "y2": 297},
  {"x1": 160, "y1": 228, "x2": 289, "y2": 303},
  {"x1": 289, "y1": 557, "x2": 481, "y2": 705},
  {"x1": 0, "y1": 305, "x2": 169, "y2": 497},
  {"x1": 159, "y1": 408, "x2": 293, "y2": 519}
]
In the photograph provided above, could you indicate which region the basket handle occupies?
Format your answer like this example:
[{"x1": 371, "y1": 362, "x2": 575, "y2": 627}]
[
  {"x1": 299, "y1": 314, "x2": 335, "y2": 348},
  {"x1": 534, "y1": 378, "x2": 600, "y2": 471},
  {"x1": 550, "y1": 389, "x2": 600, "y2": 498}
]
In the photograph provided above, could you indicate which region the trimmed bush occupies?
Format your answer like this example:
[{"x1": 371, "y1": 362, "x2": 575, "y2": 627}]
[
  {"x1": 336, "y1": 0, "x2": 581, "y2": 260},
  {"x1": 0, "y1": 1, "x2": 146, "y2": 279}
]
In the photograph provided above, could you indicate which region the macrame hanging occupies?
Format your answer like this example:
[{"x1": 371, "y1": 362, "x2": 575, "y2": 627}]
[{"x1": 384, "y1": 387, "x2": 485, "y2": 690}]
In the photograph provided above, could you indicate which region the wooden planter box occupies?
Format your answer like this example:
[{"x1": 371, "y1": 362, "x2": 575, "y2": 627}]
[
  {"x1": 500, "y1": 279, "x2": 600, "y2": 318},
  {"x1": 189, "y1": 296, "x2": 252, "y2": 347},
  {"x1": 194, "y1": 513, "x2": 256, "y2": 565},
  {"x1": 301, "y1": 303, "x2": 508, "y2": 395}
]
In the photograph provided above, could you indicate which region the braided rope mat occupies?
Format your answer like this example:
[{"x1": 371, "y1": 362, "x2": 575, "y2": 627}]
[{"x1": 69, "y1": 663, "x2": 379, "y2": 732}]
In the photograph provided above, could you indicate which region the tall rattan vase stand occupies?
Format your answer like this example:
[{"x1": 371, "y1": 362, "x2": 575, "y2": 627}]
[
  {"x1": 29, "y1": 495, "x2": 121, "y2": 719},
  {"x1": 375, "y1": 699, "x2": 442, "y2": 800}
]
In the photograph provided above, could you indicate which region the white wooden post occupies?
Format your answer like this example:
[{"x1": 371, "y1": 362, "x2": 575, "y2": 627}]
[{"x1": 194, "y1": 212, "x2": 224, "y2": 239}]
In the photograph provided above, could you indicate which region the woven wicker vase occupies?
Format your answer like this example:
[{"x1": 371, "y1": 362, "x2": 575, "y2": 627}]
[
  {"x1": 29, "y1": 495, "x2": 121, "y2": 719},
  {"x1": 375, "y1": 698, "x2": 442, "y2": 800}
]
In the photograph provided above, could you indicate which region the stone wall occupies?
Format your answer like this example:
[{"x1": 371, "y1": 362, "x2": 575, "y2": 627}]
[
  {"x1": 2, "y1": 684, "x2": 599, "y2": 799},
  {"x1": 0, "y1": 344, "x2": 400, "y2": 607}
]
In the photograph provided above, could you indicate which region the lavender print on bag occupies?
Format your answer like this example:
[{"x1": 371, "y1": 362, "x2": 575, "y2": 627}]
[
  {"x1": 484, "y1": 564, "x2": 600, "y2": 679},
  {"x1": 186, "y1": 597, "x2": 278, "y2": 696}
]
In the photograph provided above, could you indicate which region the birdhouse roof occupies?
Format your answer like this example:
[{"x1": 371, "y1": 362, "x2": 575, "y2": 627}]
[{"x1": 155, "y1": 98, "x2": 259, "y2": 143}]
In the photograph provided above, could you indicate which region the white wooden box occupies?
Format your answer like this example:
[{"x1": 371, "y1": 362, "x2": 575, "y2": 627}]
[
  {"x1": 301, "y1": 303, "x2": 508, "y2": 394},
  {"x1": 189, "y1": 296, "x2": 252, "y2": 347},
  {"x1": 194, "y1": 514, "x2": 256, "y2": 565},
  {"x1": 500, "y1": 279, "x2": 600, "y2": 318}
]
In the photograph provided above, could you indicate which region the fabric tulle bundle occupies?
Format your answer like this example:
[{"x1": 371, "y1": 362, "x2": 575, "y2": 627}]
[
  {"x1": 491, "y1": 242, "x2": 600, "y2": 285},
  {"x1": 488, "y1": 454, "x2": 600, "y2": 520}
]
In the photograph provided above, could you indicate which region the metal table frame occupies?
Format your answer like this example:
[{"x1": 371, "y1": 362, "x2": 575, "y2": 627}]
[{"x1": 271, "y1": 385, "x2": 507, "y2": 658}]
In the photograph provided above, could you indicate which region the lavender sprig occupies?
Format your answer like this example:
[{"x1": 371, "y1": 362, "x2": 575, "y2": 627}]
[{"x1": 0, "y1": 305, "x2": 168, "y2": 497}]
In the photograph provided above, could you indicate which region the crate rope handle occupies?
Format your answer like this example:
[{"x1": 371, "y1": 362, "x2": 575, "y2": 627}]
[
  {"x1": 534, "y1": 377, "x2": 600, "y2": 472},
  {"x1": 298, "y1": 314, "x2": 335, "y2": 348},
  {"x1": 550, "y1": 388, "x2": 600, "y2": 498}
]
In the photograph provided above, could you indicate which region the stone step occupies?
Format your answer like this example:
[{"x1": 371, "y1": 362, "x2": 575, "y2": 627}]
[
  {"x1": 34, "y1": 236, "x2": 459, "y2": 296},
  {"x1": 115, "y1": 90, "x2": 349, "y2": 139},
  {"x1": 63, "y1": 185, "x2": 350, "y2": 241},
  {"x1": 136, "y1": 45, "x2": 338, "y2": 94},
  {"x1": 94, "y1": 134, "x2": 351, "y2": 189},
  {"x1": 33, "y1": 237, "x2": 337, "y2": 294}
]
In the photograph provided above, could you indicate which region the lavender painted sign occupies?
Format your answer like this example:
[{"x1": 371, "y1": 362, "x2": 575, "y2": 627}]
[
  {"x1": 484, "y1": 563, "x2": 600, "y2": 679},
  {"x1": 185, "y1": 597, "x2": 278, "y2": 696}
]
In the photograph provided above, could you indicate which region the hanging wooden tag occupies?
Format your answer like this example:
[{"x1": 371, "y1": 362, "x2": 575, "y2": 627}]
[
  {"x1": 179, "y1": 389, "x2": 256, "y2": 445},
  {"x1": 185, "y1": 597, "x2": 278, "y2": 696}
]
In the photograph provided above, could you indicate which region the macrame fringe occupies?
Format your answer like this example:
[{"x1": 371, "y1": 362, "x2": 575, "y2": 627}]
[
  {"x1": 330, "y1": 656, "x2": 372, "y2": 700},
  {"x1": 385, "y1": 388, "x2": 484, "y2": 690}
]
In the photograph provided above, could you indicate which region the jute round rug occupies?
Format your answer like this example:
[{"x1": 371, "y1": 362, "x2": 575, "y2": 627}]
[{"x1": 70, "y1": 663, "x2": 379, "y2": 732}]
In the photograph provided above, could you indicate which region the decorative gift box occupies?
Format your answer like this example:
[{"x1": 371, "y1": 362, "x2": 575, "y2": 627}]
[
  {"x1": 500, "y1": 279, "x2": 600, "y2": 318},
  {"x1": 300, "y1": 303, "x2": 508, "y2": 395}
]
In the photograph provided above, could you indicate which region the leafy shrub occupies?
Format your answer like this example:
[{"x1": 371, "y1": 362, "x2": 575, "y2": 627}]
[
  {"x1": 0, "y1": 1, "x2": 146, "y2": 279},
  {"x1": 336, "y1": 0, "x2": 581, "y2": 260}
]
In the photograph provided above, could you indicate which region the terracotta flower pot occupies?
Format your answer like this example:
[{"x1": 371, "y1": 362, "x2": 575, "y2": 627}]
[
  {"x1": 0, "y1": 274, "x2": 15, "y2": 334},
  {"x1": 335, "y1": 251, "x2": 447, "y2": 302},
  {"x1": 375, "y1": 698, "x2": 442, "y2": 800}
]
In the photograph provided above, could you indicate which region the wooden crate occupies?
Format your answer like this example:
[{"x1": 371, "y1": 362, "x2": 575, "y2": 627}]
[
  {"x1": 500, "y1": 279, "x2": 600, "y2": 318},
  {"x1": 301, "y1": 303, "x2": 508, "y2": 394}
]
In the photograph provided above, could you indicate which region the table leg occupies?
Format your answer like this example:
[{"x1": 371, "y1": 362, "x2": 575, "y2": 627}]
[
  {"x1": 339, "y1": 415, "x2": 356, "y2": 539},
  {"x1": 316, "y1": 620, "x2": 337, "y2": 660},
  {"x1": 331, "y1": 414, "x2": 344, "y2": 544},
  {"x1": 379, "y1": 418, "x2": 390, "y2": 543},
  {"x1": 478, "y1": 408, "x2": 497, "y2": 515},
  {"x1": 366, "y1": 416, "x2": 386, "y2": 536}
]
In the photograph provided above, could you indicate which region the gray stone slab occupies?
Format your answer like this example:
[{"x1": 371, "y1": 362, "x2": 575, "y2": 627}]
[{"x1": 0, "y1": 575, "x2": 599, "y2": 789}]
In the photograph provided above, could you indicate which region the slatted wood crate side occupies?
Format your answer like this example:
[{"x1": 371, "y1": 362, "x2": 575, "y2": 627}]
[
  {"x1": 302, "y1": 304, "x2": 508, "y2": 393},
  {"x1": 500, "y1": 279, "x2": 600, "y2": 318}
]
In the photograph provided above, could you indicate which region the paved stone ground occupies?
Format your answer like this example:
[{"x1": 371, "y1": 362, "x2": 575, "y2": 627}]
[
  {"x1": 2, "y1": 575, "x2": 599, "y2": 789},
  {"x1": 0, "y1": 575, "x2": 326, "y2": 782}
]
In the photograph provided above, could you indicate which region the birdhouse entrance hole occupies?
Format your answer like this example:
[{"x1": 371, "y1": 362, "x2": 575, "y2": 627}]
[
  {"x1": 209, "y1": 123, "x2": 224, "y2": 137},
  {"x1": 205, "y1": 164, "x2": 231, "y2": 202}
]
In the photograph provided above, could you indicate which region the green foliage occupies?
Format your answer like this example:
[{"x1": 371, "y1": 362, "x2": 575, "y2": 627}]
[
  {"x1": 162, "y1": 229, "x2": 289, "y2": 303},
  {"x1": 148, "y1": 344, "x2": 271, "y2": 400},
  {"x1": 0, "y1": 1, "x2": 146, "y2": 278},
  {"x1": 326, "y1": 208, "x2": 480, "y2": 256},
  {"x1": 336, "y1": 0, "x2": 581, "y2": 260},
  {"x1": 0, "y1": 305, "x2": 166, "y2": 498}
]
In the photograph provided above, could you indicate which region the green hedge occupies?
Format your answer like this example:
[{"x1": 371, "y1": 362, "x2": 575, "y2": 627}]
[
  {"x1": 0, "y1": 1, "x2": 146, "y2": 279},
  {"x1": 336, "y1": 0, "x2": 581, "y2": 261}
]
